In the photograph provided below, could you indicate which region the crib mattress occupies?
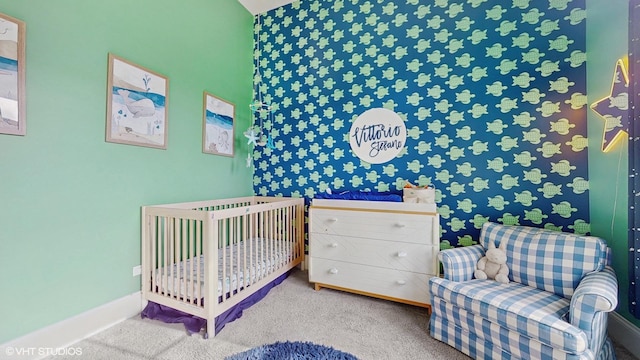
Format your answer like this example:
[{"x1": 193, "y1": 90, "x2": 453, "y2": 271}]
[{"x1": 154, "y1": 238, "x2": 290, "y2": 300}]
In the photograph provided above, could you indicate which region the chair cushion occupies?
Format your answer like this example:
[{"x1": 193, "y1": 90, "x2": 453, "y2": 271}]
[
  {"x1": 430, "y1": 277, "x2": 589, "y2": 354},
  {"x1": 480, "y1": 222, "x2": 608, "y2": 298}
]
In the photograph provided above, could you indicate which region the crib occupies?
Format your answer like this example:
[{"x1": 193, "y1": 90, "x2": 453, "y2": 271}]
[{"x1": 141, "y1": 196, "x2": 305, "y2": 338}]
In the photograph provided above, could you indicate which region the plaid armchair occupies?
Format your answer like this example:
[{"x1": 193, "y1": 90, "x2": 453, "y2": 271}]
[{"x1": 429, "y1": 222, "x2": 618, "y2": 360}]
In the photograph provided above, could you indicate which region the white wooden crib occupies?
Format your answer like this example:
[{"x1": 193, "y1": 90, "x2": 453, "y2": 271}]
[{"x1": 141, "y1": 196, "x2": 304, "y2": 338}]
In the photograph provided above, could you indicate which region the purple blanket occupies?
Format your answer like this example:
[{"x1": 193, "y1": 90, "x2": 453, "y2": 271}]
[{"x1": 141, "y1": 270, "x2": 291, "y2": 336}]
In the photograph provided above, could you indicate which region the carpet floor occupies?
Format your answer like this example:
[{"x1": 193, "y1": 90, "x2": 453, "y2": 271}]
[{"x1": 46, "y1": 268, "x2": 638, "y2": 360}]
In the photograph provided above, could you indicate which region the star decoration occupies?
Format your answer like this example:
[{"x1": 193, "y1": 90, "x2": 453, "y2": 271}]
[
  {"x1": 244, "y1": 128, "x2": 259, "y2": 146},
  {"x1": 590, "y1": 58, "x2": 629, "y2": 152}
]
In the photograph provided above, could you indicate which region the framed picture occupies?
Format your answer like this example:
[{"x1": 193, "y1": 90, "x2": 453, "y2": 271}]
[
  {"x1": 0, "y1": 12, "x2": 26, "y2": 136},
  {"x1": 106, "y1": 53, "x2": 168, "y2": 149},
  {"x1": 203, "y1": 92, "x2": 235, "y2": 157}
]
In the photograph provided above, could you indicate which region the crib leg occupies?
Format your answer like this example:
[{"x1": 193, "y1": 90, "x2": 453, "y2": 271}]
[{"x1": 205, "y1": 319, "x2": 215, "y2": 340}]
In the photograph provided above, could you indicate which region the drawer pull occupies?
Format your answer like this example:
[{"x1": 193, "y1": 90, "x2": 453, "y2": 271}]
[
  {"x1": 327, "y1": 218, "x2": 338, "y2": 223},
  {"x1": 329, "y1": 268, "x2": 339, "y2": 274},
  {"x1": 395, "y1": 223, "x2": 406, "y2": 228},
  {"x1": 330, "y1": 243, "x2": 338, "y2": 248},
  {"x1": 397, "y1": 280, "x2": 407, "y2": 285},
  {"x1": 397, "y1": 251, "x2": 407, "y2": 258}
]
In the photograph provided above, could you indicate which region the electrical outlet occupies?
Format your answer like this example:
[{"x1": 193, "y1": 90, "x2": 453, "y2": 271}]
[{"x1": 132, "y1": 265, "x2": 142, "y2": 277}]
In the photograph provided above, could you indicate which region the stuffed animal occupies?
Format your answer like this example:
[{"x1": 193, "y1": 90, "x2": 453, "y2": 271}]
[{"x1": 474, "y1": 239, "x2": 510, "y2": 284}]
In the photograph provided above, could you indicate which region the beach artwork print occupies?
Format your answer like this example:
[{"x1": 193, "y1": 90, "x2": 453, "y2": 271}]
[
  {"x1": 203, "y1": 92, "x2": 234, "y2": 157},
  {"x1": 0, "y1": 13, "x2": 25, "y2": 136},
  {"x1": 106, "y1": 53, "x2": 168, "y2": 149}
]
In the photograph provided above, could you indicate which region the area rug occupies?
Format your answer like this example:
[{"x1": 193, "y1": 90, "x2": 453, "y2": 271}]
[{"x1": 224, "y1": 340, "x2": 358, "y2": 360}]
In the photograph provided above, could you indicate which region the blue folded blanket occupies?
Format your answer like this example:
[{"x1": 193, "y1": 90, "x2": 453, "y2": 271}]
[{"x1": 315, "y1": 190, "x2": 402, "y2": 202}]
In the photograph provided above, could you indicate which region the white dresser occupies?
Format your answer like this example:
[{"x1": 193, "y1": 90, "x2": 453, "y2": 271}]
[{"x1": 308, "y1": 198, "x2": 440, "y2": 309}]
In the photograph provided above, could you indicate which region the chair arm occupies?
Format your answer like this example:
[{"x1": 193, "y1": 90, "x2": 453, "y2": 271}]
[
  {"x1": 438, "y1": 245, "x2": 485, "y2": 282},
  {"x1": 569, "y1": 266, "x2": 618, "y2": 352}
]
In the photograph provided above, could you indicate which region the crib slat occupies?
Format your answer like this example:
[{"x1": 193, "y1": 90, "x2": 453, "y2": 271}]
[
  {"x1": 150, "y1": 215, "x2": 157, "y2": 295},
  {"x1": 161, "y1": 217, "x2": 167, "y2": 299},
  {"x1": 196, "y1": 218, "x2": 202, "y2": 305},
  {"x1": 227, "y1": 218, "x2": 232, "y2": 294},
  {"x1": 242, "y1": 215, "x2": 245, "y2": 285},
  {"x1": 278, "y1": 207, "x2": 281, "y2": 268},
  {"x1": 231, "y1": 216, "x2": 236, "y2": 298},
  {"x1": 283, "y1": 206, "x2": 287, "y2": 267},
  {"x1": 180, "y1": 218, "x2": 186, "y2": 304},
  {"x1": 278, "y1": 206, "x2": 283, "y2": 267},
  {"x1": 169, "y1": 217, "x2": 175, "y2": 299},
  {"x1": 272, "y1": 208, "x2": 276, "y2": 270},
  {"x1": 291, "y1": 205, "x2": 297, "y2": 262},
  {"x1": 290, "y1": 206, "x2": 296, "y2": 261},
  {"x1": 263, "y1": 209, "x2": 267, "y2": 275},
  {"x1": 171, "y1": 217, "x2": 176, "y2": 299},
  {"x1": 254, "y1": 211, "x2": 258, "y2": 280},
  {"x1": 221, "y1": 218, "x2": 227, "y2": 302},
  {"x1": 158, "y1": 217, "x2": 163, "y2": 292},
  {"x1": 285, "y1": 205, "x2": 291, "y2": 264},
  {"x1": 235, "y1": 215, "x2": 241, "y2": 293},
  {"x1": 186, "y1": 219, "x2": 192, "y2": 305},
  {"x1": 274, "y1": 208, "x2": 278, "y2": 268},
  {"x1": 249, "y1": 212, "x2": 254, "y2": 286},
  {"x1": 249, "y1": 212, "x2": 254, "y2": 284}
]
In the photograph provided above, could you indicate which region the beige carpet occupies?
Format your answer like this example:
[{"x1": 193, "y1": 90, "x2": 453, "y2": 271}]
[{"x1": 47, "y1": 268, "x2": 638, "y2": 360}]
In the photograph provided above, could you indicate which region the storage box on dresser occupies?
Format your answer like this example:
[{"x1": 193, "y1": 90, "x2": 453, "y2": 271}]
[{"x1": 308, "y1": 199, "x2": 440, "y2": 309}]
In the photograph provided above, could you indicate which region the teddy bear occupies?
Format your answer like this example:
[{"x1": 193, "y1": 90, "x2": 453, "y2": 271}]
[{"x1": 474, "y1": 238, "x2": 510, "y2": 284}]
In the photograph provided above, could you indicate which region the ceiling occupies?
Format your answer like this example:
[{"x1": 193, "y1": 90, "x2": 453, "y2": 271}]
[{"x1": 237, "y1": 0, "x2": 297, "y2": 15}]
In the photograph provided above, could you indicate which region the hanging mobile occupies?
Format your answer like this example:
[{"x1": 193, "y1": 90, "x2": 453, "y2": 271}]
[
  {"x1": 245, "y1": 13, "x2": 277, "y2": 167},
  {"x1": 266, "y1": 135, "x2": 275, "y2": 150}
]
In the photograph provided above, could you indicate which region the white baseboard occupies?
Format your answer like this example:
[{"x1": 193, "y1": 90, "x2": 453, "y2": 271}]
[
  {"x1": 0, "y1": 292, "x2": 144, "y2": 360},
  {"x1": 609, "y1": 311, "x2": 640, "y2": 355}
]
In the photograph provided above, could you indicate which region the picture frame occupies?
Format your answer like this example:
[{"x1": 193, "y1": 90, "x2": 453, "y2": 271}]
[
  {"x1": 0, "y1": 12, "x2": 26, "y2": 136},
  {"x1": 203, "y1": 91, "x2": 235, "y2": 157},
  {"x1": 106, "y1": 53, "x2": 168, "y2": 149}
]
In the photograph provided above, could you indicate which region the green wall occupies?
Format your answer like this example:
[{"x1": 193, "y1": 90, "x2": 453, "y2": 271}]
[
  {"x1": 0, "y1": 0, "x2": 254, "y2": 343},
  {"x1": 586, "y1": 0, "x2": 640, "y2": 328}
]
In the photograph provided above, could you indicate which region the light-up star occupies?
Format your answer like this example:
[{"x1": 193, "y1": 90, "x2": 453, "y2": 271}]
[
  {"x1": 244, "y1": 128, "x2": 259, "y2": 146},
  {"x1": 590, "y1": 58, "x2": 629, "y2": 152}
]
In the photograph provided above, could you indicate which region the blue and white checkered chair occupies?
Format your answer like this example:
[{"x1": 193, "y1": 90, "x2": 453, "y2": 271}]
[{"x1": 429, "y1": 222, "x2": 618, "y2": 360}]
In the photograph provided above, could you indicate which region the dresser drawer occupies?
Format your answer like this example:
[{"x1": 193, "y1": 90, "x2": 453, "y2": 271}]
[
  {"x1": 309, "y1": 208, "x2": 437, "y2": 245},
  {"x1": 309, "y1": 258, "x2": 432, "y2": 305},
  {"x1": 309, "y1": 234, "x2": 438, "y2": 275}
]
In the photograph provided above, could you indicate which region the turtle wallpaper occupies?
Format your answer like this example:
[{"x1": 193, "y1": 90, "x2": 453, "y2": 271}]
[{"x1": 249, "y1": 0, "x2": 589, "y2": 248}]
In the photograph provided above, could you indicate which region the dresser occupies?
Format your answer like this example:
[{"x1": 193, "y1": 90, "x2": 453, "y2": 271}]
[{"x1": 308, "y1": 198, "x2": 440, "y2": 309}]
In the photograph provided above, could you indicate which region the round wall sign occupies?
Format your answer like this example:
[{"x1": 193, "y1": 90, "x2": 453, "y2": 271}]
[{"x1": 349, "y1": 108, "x2": 407, "y2": 164}]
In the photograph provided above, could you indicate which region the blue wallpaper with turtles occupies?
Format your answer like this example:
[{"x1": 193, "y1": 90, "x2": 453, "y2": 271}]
[{"x1": 248, "y1": 0, "x2": 589, "y2": 248}]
